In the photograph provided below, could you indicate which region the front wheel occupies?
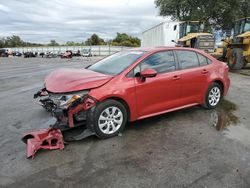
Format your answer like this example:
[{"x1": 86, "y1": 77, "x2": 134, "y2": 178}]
[
  {"x1": 203, "y1": 83, "x2": 222, "y2": 109},
  {"x1": 87, "y1": 99, "x2": 127, "y2": 138}
]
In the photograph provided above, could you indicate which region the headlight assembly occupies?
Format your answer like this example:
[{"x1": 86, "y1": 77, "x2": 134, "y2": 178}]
[{"x1": 49, "y1": 90, "x2": 89, "y2": 108}]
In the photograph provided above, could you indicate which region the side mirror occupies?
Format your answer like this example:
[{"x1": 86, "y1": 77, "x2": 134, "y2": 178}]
[
  {"x1": 139, "y1": 68, "x2": 157, "y2": 81},
  {"x1": 173, "y1": 25, "x2": 177, "y2": 31},
  {"x1": 171, "y1": 40, "x2": 178, "y2": 45}
]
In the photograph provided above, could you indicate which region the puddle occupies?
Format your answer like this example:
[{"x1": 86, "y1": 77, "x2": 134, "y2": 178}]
[
  {"x1": 209, "y1": 99, "x2": 250, "y2": 146},
  {"x1": 210, "y1": 99, "x2": 239, "y2": 131}
]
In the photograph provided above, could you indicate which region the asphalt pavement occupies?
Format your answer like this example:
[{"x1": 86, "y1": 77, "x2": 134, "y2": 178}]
[{"x1": 0, "y1": 57, "x2": 250, "y2": 188}]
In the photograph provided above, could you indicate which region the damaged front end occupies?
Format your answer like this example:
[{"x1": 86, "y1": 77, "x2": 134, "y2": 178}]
[
  {"x1": 34, "y1": 88, "x2": 96, "y2": 128},
  {"x1": 23, "y1": 88, "x2": 97, "y2": 158}
]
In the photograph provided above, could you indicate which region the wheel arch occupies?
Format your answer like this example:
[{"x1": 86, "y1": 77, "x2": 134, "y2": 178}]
[
  {"x1": 211, "y1": 79, "x2": 224, "y2": 95},
  {"x1": 100, "y1": 96, "x2": 131, "y2": 122}
]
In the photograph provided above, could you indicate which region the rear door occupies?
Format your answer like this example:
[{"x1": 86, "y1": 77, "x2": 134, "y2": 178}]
[
  {"x1": 174, "y1": 50, "x2": 210, "y2": 105},
  {"x1": 133, "y1": 50, "x2": 181, "y2": 118}
]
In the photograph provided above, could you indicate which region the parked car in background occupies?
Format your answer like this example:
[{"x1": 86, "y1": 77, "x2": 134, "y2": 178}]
[
  {"x1": 45, "y1": 51, "x2": 58, "y2": 58},
  {"x1": 82, "y1": 49, "x2": 92, "y2": 57},
  {"x1": 73, "y1": 50, "x2": 81, "y2": 57},
  {"x1": 35, "y1": 47, "x2": 230, "y2": 139},
  {"x1": 12, "y1": 51, "x2": 22, "y2": 57},
  {"x1": 40, "y1": 52, "x2": 45, "y2": 58},
  {"x1": 23, "y1": 52, "x2": 38, "y2": 58},
  {"x1": 60, "y1": 50, "x2": 73, "y2": 58},
  {"x1": 0, "y1": 48, "x2": 9, "y2": 57}
]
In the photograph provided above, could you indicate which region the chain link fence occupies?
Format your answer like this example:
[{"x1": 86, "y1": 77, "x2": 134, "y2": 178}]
[{"x1": 10, "y1": 45, "x2": 133, "y2": 56}]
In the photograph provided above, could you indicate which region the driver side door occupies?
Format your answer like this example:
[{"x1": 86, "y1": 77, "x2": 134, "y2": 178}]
[{"x1": 133, "y1": 50, "x2": 181, "y2": 119}]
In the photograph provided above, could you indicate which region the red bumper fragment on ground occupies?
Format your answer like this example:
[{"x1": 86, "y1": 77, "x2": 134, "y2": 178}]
[{"x1": 22, "y1": 128, "x2": 64, "y2": 159}]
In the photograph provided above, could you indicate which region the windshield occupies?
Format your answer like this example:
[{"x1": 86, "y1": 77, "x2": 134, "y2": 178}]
[
  {"x1": 244, "y1": 18, "x2": 250, "y2": 33},
  {"x1": 179, "y1": 22, "x2": 204, "y2": 38},
  {"x1": 234, "y1": 18, "x2": 250, "y2": 36},
  {"x1": 186, "y1": 23, "x2": 201, "y2": 33},
  {"x1": 88, "y1": 51, "x2": 145, "y2": 75}
]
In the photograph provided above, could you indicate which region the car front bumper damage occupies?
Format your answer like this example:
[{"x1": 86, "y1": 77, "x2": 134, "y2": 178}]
[{"x1": 22, "y1": 88, "x2": 97, "y2": 158}]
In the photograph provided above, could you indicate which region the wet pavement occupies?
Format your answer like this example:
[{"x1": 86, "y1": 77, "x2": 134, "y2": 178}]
[{"x1": 0, "y1": 57, "x2": 250, "y2": 187}]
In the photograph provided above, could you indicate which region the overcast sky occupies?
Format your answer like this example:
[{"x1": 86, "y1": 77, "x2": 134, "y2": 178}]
[{"x1": 0, "y1": 0, "x2": 167, "y2": 43}]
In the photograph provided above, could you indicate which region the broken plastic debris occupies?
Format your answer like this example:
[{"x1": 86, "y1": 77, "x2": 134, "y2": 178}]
[{"x1": 22, "y1": 128, "x2": 64, "y2": 159}]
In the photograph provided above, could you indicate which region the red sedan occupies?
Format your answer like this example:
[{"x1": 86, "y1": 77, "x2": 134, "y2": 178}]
[{"x1": 35, "y1": 47, "x2": 230, "y2": 138}]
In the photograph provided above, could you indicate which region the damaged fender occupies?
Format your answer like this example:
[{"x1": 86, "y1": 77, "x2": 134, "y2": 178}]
[{"x1": 67, "y1": 97, "x2": 97, "y2": 128}]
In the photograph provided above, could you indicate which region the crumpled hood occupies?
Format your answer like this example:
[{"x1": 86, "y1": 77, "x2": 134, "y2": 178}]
[{"x1": 45, "y1": 68, "x2": 113, "y2": 93}]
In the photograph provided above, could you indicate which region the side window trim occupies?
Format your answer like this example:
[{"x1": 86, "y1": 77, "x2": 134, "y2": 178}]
[
  {"x1": 169, "y1": 50, "x2": 178, "y2": 72},
  {"x1": 207, "y1": 57, "x2": 212, "y2": 64},
  {"x1": 173, "y1": 50, "x2": 180, "y2": 70},
  {"x1": 195, "y1": 52, "x2": 201, "y2": 66},
  {"x1": 196, "y1": 52, "x2": 212, "y2": 66}
]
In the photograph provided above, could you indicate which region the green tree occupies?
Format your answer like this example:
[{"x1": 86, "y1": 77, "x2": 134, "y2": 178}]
[
  {"x1": 8, "y1": 35, "x2": 24, "y2": 47},
  {"x1": 112, "y1": 33, "x2": 141, "y2": 47},
  {"x1": 85, "y1": 34, "x2": 106, "y2": 45},
  {"x1": 0, "y1": 35, "x2": 25, "y2": 47},
  {"x1": 48, "y1": 40, "x2": 59, "y2": 46},
  {"x1": 155, "y1": 0, "x2": 250, "y2": 30},
  {"x1": 0, "y1": 35, "x2": 43, "y2": 48},
  {"x1": 0, "y1": 38, "x2": 5, "y2": 48},
  {"x1": 65, "y1": 41, "x2": 82, "y2": 46}
]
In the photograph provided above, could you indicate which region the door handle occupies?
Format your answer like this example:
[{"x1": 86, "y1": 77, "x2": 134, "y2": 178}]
[
  {"x1": 202, "y1": 69, "x2": 208, "y2": 74},
  {"x1": 172, "y1": 75, "x2": 181, "y2": 80}
]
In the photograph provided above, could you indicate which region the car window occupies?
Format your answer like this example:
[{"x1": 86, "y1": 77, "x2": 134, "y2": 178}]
[
  {"x1": 176, "y1": 50, "x2": 199, "y2": 69},
  {"x1": 88, "y1": 51, "x2": 145, "y2": 75},
  {"x1": 140, "y1": 51, "x2": 176, "y2": 73},
  {"x1": 197, "y1": 53, "x2": 208, "y2": 66}
]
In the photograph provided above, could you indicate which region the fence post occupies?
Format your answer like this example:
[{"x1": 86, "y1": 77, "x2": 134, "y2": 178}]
[
  {"x1": 99, "y1": 46, "x2": 101, "y2": 56},
  {"x1": 109, "y1": 44, "x2": 111, "y2": 55}
]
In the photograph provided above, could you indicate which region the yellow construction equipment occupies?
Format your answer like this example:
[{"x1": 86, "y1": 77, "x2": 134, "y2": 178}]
[
  {"x1": 217, "y1": 17, "x2": 250, "y2": 69},
  {"x1": 176, "y1": 21, "x2": 215, "y2": 53}
]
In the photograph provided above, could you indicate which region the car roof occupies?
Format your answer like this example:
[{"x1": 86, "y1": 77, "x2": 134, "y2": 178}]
[
  {"x1": 127, "y1": 46, "x2": 214, "y2": 60},
  {"x1": 129, "y1": 46, "x2": 204, "y2": 53}
]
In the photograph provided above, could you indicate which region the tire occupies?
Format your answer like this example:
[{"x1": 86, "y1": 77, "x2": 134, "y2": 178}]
[
  {"x1": 227, "y1": 48, "x2": 245, "y2": 70},
  {"x1": 243, "y1": 60, "x2": 248, "y2": 68},
  {"x1": 203, "y1": 83, "x2": 222, "y2": 109},
  {"x1": 87, "y1": 99, "x2": 127, "y2": 138},
  {"x1": 217, "y1": 47, "x2": 227, "y2": 61}
]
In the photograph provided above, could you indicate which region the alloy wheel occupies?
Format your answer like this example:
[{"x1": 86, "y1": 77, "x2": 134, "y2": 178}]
[
  {"x1": 98, "y1": 106, "x2": 123, "y2": 135},
  {"x1": 208, "y1": 86, "x2": 221, "y2": 106}
]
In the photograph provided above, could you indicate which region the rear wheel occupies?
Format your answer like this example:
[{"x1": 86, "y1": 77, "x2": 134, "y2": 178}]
[
  {"x1": 87, "y1": 99, "x2": 127, "y2": 138},
  {"x1": 227, "y1": 48, "x2": 245, "y2": 70},
  {"x1": 203, "y1": 83, "x2": 222, "y2": 109},
  {"x1": 243, "y1": 60, "x2": 248, "y2": 68}
]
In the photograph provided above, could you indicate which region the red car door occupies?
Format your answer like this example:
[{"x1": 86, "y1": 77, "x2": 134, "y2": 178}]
[
  {"x1": 133, "y1": 51, "x2": 181, "y2": 118},
  {"x1": 175, "y1": 50, "x2": 211, "y2": 105}
]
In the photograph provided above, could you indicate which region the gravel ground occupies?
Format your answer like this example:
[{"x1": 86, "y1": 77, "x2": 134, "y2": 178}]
[{"x1": 0, "y1": 57, "x2": 250, "y2": 188}]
